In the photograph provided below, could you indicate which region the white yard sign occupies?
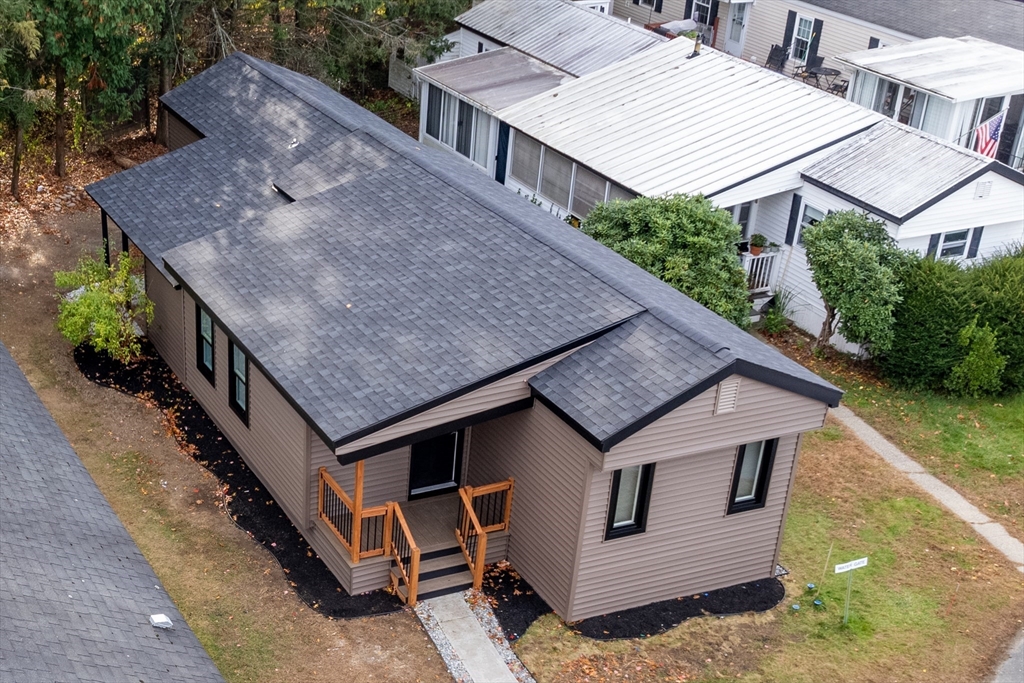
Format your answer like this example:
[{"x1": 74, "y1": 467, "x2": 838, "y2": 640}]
[{"x1": 834, "y1": 557, "x2": 868, "y2": 574}]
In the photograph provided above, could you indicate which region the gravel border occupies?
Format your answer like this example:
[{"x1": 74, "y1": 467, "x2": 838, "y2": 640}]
[
  {"x1": 413, "y1": 599, "x2": 472, "y2": 683},
  {"x1": 465, "y1": 590, "x2": 536, "y2": 683}
]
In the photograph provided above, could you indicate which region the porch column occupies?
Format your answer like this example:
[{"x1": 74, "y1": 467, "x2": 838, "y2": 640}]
[
  {"x1": 101, "y1": 210, "x2": 110, "y2": 266},
  {"x1": 350, "y1": 459, "x2": 364, "y2": 563}
]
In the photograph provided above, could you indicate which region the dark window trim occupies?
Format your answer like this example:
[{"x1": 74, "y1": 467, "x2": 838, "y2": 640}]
[
  {"x1": 604, "y1": 463, "x2": 655, "y2": 540},
  {"x1": 228, "y1": 340, "x2": 250, "y2": 427},
  {"x1": 407, "y1": 429, "x2": 465, "y2": 501},
  {"x1": 194, "y1": 304, "x2": 215, "y2": 385},
  {"x1": 727, "y1": 439, "x2": 778, "y2": 514}
]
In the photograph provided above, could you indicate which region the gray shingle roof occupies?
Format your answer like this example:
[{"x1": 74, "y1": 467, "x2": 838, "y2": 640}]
[
  {"x1": 0, "y1": 343, "x2": 224, "y2": 683},
  {"x1": 87, "y1": 53, "x2": 840, "y2": 454},
  {"x1": 799, "y1": 0, "x2": 1024, "y2": 50}
]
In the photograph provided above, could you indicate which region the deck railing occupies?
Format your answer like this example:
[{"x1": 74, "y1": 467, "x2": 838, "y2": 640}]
[
  {"x1": 742, "y1": 251, "x2": 778, "y2": 293},
  {"x1": 467, "y1": 479, "x2": 515, "y2": 533},
  {"x1": 387, "y1": 501, "x2": 420, "y2": 604},
  {"x1": 318, "y1": 467, "x2": 388, "y2": 563},
  {"x1": 455, "y1": 478, "x2": 514, "y2": 589}
]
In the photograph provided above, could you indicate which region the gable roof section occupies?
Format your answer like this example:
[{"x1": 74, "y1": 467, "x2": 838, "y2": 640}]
[
  {"x1": 89, "y1": 53, "x2": 840, "y2": 456},
  {"x1": 499, "y1": 40, "x2": 883, "y2": 199},
  {"x1": 836, "y1": 37, "x2": 1024, "y2": 102},
  {"x1": 0, "y1": 343, "x2": 224, "y2": 682},
  {"x1": 801, "y1": 121, "x2": 1023, "y2": 224},
  {"x1": 417, "y1": 47, "x2": 575, "y2": 113},
  {"x1": 456, "y1": 0, "x2": 665, "y2": 76},
  {"x1": 798, "y1": 0, "x2": 1024, "y2": 51}
]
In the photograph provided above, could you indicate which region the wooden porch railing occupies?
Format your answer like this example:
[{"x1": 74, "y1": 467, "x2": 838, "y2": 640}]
[
  {"x1": 455, "y1": 478, "x2": 514, "y2": 589},
  {"x1": 386, "y1": 501, "x2": 420, "y2": 605},
  {"x1": 318, "y1": 467, "x2": 388, "y2": 563},
  {"x1": 742, "y1": 251, "x2": 778, "y2": 293}
]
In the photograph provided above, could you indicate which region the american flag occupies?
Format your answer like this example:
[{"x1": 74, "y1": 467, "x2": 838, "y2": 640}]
[{"x1": 974, "y1": 110, "x2": 1005, "y2": 158}]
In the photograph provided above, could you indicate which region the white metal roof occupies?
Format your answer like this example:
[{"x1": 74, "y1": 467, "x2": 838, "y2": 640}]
[
  {"x1": 456, "y1": 0, "x2": 666, "y2": 77},
  {"x1": 836, "y1": 37, "x2": 1024, "y2": 102},
  {"x1": 498, "y1": 40, "x2": 883, "y2": 199},
  {"x1": 801, "y1": 121, "x2": 1000, "y2": 222},
  {"x1": 416, "y1": 48, "x2": 574, "y2": 113}
]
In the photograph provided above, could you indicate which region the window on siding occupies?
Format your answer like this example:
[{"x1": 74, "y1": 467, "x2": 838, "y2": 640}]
[
  {"x1": 571, "y1": 165, "x2": 608, "y2": 218},
  {"x1": 692, "y1": 0, "x2": 713, "y2": 24},
  {"x1": 425, "y1": 87, "x2": 491, "y2": 170},
  {"x1": 195, "y1": 305, "x2": 215, "y2": 385},
  {"x1": 727, "y1": 439, "x2": 777, "y2": 514},
  {"x1": 796, "y1": 203, "x2": 824, "y2": 245},
  {"x1": 791, "y1": 16, "x2": 814, "y2": 64},
  {"x1": 540, "y1": 147, "x2": 573, "y2": 210},
  {"x1": 605, "y1": 463, "x2": 655, "y2": 540},
  {"x1": 510, "y1": 133, "x2": 542, "y2": 191},
  {"x1": 872, "y1": 78, "x2": 900, "y2": 119},
  {"x1": 228, "y1": 341, "x2": 249, "y2": 426},
  {"x1": 939, "y1": 229, "x2": 971, "y2": 258},
  {"x1": 732, "y1": 201, "x2": 753, "y2": 238}
]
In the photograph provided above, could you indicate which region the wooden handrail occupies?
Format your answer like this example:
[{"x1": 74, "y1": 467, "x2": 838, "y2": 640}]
[
  {"x1": 387, "y1": 501, "x2": 420, "y2": 604},
  {"x1": 456, "y1": 488, "x2": 487, "y2": 589},
  {"x1": 318, "y1": 467, "x2": 388, "y2": 561}
]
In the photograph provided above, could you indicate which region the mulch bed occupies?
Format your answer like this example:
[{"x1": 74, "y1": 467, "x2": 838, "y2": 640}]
[
  {"x1": 75, "y1": 341, "x2": 402, "y2": 618},
  {"x1": 480, "y1": 562, "x2": 552, "y2": 643},
  {"x1": 572, "y1": 578, "x2": 786, "y2": 640}
]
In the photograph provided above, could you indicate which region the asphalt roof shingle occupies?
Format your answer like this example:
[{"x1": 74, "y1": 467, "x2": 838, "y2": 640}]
[{"x1": 0, "y1": 343, "x2": 224, "y2": 683}]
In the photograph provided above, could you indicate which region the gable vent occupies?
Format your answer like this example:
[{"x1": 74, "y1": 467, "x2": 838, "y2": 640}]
[
  {"x1": 714, "y1": 377, "x2": 741, "y2": 415},
  {"x1": 974, "y1": 181, "x2": 992, "y2": 200}
]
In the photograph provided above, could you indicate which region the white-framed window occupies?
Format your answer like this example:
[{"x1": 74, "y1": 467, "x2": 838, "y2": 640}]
[
  {"x1": 639, "y1": 0, "x2": 656, "y2": 6},
  {"x1": 939, "y1": 229, "x2": 971, "y2": 258},
  {"x1": 692, "y1": 0, "x2": 713, "y2": 24},
  {"x1": 791, "y1": 15, "x2": 814, "y2": 64},
  {"x1": 424, "y1": 84, "x2": 491, "y2": 170},
  {"x1": 797, "y1": 202, "x2": 825, "y2": 245},
  {"x1": 851, "y1": 72, "x2": 954, "y2": 137},
  {"x1": 731, "y1": 201, "x2": 754, "y2": 238}
]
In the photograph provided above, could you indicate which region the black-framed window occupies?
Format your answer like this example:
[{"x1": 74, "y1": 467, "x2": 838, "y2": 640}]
[
  {"x1": 228, "y1": 341, "x2": 249, "y2": 426},
  {"x1": 727, "y1": 439, "x2": 778, "y2": 514},
  {"x1": 605, "y1": 463, "x2": 655, "y2": 540},
  {"x1": 195, "y1": 304, "x2": 215, "y2": 384}
]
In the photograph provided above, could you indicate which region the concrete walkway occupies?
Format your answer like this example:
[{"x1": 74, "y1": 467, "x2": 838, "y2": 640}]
[
  {"x1": 418, "y1": 593, "x2": 517, "y2": 683},
  {"x1": 832, "y1": 406, "x2": 1024, "y2": 572},
  {"x1": 993, "y1": 633, "x2": 1024, "y2": 683}
]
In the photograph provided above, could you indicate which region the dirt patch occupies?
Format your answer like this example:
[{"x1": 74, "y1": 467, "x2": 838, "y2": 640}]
[{"x1": 0, "y1": 204, "x2": 448, "y2": 683}]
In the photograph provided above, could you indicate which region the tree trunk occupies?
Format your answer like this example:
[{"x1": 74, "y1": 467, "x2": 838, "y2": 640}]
[
  {"x1": 12, "y1": 120, "x2": 24, "y2": 200},
  {"x1": 815, "y1": 304, "x2": 837, "y2": 349},
  {"x1": 155, "y1": 58, "x2": 172, "y2": 146},
  {"x1": 55, "y1": 63, "x2": 67, "y2": 177}
]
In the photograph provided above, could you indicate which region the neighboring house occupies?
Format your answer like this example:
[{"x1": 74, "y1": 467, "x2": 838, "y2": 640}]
[
  {"x1": 496, "y1": 39, "x2": 1024, "y2": 347},
  {"x1": 838, "y1": 37, "x2": 1024, "y2": 169},
  {"x1": 415, "y1": 0, "x2": 664, "y2": 178},
  {"x1": 740, "y1": 0, "x2": 1024, "y2": 79},
  {"x1": 86, "y1": 52, "x2": 842, "y2": 621},
  {"x1": 614, "y1": 0, "x2": 755, "y2": 56},
  {"x1": 0, "y1": 343, "x2": 224, "y2": 682}
]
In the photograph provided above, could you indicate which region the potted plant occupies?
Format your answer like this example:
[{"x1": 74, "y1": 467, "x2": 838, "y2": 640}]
[{"x1": 749, "y1": 233, "x2": 767, "y2": 256}]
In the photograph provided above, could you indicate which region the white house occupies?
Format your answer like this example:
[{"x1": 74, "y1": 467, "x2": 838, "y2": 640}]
[
  {"x1": 494, "y1": 39, "x2": 1024, "y2": 346},
  {"x1": 837, "y1": 37, "x2": 1024, "y2": 169},
  {"x1": 415, "y1": 0, "x2": 665, "y2": 180}
]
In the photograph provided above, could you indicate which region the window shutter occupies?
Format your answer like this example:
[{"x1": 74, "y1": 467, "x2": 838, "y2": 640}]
[
  {"x1": 785, "y1": 193, "x2": 802, "y2": 245},
  {"x1": 926, "y1": 233, "x2": 941, "y2": 257},
  {"x1": 806, "y1": 18, "x2": 824, "y2": 63},
  {"x1": 782, "y1": 10, "x2": 797, "y2": 54},
  {"x1": 709, "y1": 1, "x2": 720, "y2": 24},
  {"x1": 654, "y1": 0, "x2": 663, "y2": 12},
  {"x1": 967, "y1": 227, "x2": 984, "y2": 259},
  {"x1": 868, "y1": 37, "x2": 880, "y2": 49},
  {"x1": 685, "y1": 0, "x2": 693, "y2": 19},
  {"x1": 715, "y1": 377, "x2": 741, "y2": 415},
  {"x1": 633, "y1": 0, "x2": 640, "y2": 5}
]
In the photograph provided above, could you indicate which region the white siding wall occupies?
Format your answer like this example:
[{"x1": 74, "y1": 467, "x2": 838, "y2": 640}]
[
  {"x1": 900, "y1": 221, "x2": 1024, "y2": 262},
  {"x1": 614, "y1": 0, "x2": 687, "y2": 25},
  {"x1": 897, "y1": 172, "x2": 1024, "y2": 239},
  {"x1": 458, "y1": 28, "x2": 503, "y2": 58},
  {"x1": 742, "y1": 0, "x2": 912, "y2": 76}
]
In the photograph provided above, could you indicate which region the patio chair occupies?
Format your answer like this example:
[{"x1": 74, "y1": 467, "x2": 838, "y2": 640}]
[
  {"x1": 827, "y1": 78, "x2": 849, "y2": 97},
  {"x1": 764, "y1": 44, "x2": 787, "y2": 72}
]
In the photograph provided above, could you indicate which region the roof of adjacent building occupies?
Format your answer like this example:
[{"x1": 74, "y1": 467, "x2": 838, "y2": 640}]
[
  {"x1": 798, "y1": 0, "x2": 1024, "y2": 51},
  {"x1": 836, "y1": 36, "x2": 1024, "y2": 102},
  {"x1": 87, "y1": 53, "x2": 840, "y2": 455},
  {"x1": 499, "y1": 39, "x2": 883, "y2": 199},
  {"x1": 456, "y1": 0, "x2": 665, "y2": 77},
  {"x1": 417, "y1": 47, "x2": 575, "y2": 113},
  {"x1": 0, "y1": 343, "x2": 224, "y2": 683},
  {"x1": 801, "y1": 120, "x2": 1023, "y2": 224}
]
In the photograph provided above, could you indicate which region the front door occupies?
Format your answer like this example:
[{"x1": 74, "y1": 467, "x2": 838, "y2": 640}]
[
  {"x1": 409, "y1": 430, "x2": 463, "y2": 498},
  {"x1": 724, "y1": 2, "x2": 749, "y2": 57}
]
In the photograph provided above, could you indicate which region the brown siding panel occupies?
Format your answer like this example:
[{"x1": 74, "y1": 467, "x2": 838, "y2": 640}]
[
  {"x1": 145, "y1": 259, "x2": 184, "y2": 379},
  {"x1": 469, "y1": 403, "x2": 596, "y2": 616},
  {"x1": 182, "y1": 293, "x2": 309, "y2": 526},
  {"x1": 166, "y1": 109, "x2": 202, "y2": 151},
  {"x1": 569, "y1": 434, "x2": 801, "y2": 621}
]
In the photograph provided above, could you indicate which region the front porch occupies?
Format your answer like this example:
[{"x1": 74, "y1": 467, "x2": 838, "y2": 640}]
[{"x1": 741, "y1": 249, "x2": 781, "y2": 321}]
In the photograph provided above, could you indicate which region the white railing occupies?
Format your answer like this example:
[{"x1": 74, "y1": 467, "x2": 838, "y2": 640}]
[{"x1": 742, "y1": 251, "x2": 778, "y2": 293}]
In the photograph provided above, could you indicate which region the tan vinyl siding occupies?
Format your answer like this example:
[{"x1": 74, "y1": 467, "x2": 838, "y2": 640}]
[
  {"x1": 569, "y1": 433, "x2": 801, "y2": 620},
  {"x1": 335, "y1": 347, "x2": 579, "y2": 457},
  {"x1": 306, "y1": 517, "x2": 392, "y2": 593},
  {"x1": 144, "y1": 258, "x2": 185, "y2": 379},
  {"x1": 165, "y1": 109, "x2": 202, "y2": 151},
  {"x1": 310, "y1": 431, "x2": 411, "y2": 525},
  {"x1": 468, "y1": 402, "x2": 597, "y2": 616},
  {"x1": 183, "y1": 293, "x2": 309, "y2": 525},
  {"x1": 742, "y1": 0, "x2": 911, "y2": 77},
  {"x1": 605, "y1": 376, "x2": 827, "y2": 470}
]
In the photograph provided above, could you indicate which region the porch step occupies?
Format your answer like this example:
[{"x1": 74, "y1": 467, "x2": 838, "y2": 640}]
[{"x1": 392, "y1": 543, "x2": 474, "y2": 602}]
